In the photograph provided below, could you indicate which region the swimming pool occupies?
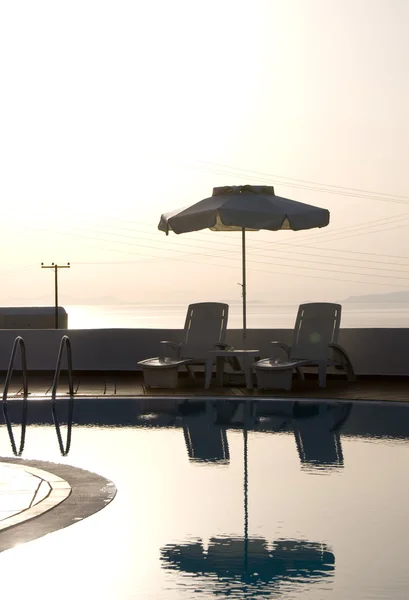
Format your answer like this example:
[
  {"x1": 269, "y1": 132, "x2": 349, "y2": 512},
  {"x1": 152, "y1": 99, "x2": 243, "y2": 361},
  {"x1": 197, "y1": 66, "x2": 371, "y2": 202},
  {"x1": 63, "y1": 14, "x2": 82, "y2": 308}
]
[{"x1": 1, "y1": 397, "x2": 409, "y2": 599}]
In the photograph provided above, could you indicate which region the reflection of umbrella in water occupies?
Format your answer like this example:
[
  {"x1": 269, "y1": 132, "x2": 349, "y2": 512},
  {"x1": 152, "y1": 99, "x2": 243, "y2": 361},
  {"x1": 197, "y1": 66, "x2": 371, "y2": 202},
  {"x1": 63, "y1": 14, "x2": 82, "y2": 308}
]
[
  {"x1": 159, "y1": 185, "x2": 329, "y2": 342},
  {"x1": 161, "y1": 537, "x2": 334, "y2": 594},
  {"x1": 163, "y1": 401, "x2": 335, "y2": 595}
]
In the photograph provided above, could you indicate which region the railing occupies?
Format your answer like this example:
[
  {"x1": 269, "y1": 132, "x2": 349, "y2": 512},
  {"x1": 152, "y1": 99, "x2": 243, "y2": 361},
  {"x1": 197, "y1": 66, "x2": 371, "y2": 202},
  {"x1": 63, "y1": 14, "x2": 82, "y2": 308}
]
[
  {"x1": 2, "y1": 336, "x2": 28, "y2": 456},
  {"x1": 51, "y1": 335, "x2": 74, "y2": 456}
]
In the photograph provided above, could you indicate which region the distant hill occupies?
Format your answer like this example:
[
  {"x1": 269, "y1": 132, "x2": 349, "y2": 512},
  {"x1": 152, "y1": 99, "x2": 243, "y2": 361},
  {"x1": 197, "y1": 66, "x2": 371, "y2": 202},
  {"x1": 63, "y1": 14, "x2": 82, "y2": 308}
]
[
  {"x1": 0, "y1": 295, "x2": 135, "y2": 306},
  {"x1": 344, "y1": 290, "x2": 409, "y2": 303},
  {"x1": 62, "y1": 295, "x2": 133, "y2": 305}
]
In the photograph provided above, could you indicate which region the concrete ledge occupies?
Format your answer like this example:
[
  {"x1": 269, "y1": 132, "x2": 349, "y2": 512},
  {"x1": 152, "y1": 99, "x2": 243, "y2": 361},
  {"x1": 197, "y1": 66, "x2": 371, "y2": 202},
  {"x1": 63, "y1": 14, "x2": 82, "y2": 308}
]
[
  {"x1": 0, "y1": 458, "x2": 116, "y2": 553},
  {"x1": 0, "y1": 462, "x2": 71, "y2": 532},
  {"x1": 0, "y1": 327, "x2": 408, "y2": 375}
]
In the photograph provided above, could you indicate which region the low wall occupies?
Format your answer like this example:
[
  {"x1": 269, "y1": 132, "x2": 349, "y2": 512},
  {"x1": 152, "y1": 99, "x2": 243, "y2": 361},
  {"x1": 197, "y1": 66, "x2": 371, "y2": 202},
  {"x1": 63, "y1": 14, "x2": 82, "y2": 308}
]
[{"x1": 0, "y1": 328, "x2": 408, "y2": 376}]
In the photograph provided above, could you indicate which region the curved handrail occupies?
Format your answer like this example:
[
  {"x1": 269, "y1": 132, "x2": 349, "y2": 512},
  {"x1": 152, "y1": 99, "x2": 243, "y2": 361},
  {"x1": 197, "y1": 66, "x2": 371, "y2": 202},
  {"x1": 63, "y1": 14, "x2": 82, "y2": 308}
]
[
  {"x1": 51, "y1": 335, "x2": 74, "y2": 455},
  {"x1": 2, "y1": 336, "x2": 28, "y2": 456},
  {"x1": 51, "y1": 335, "x2": 73, "y2": 400}
]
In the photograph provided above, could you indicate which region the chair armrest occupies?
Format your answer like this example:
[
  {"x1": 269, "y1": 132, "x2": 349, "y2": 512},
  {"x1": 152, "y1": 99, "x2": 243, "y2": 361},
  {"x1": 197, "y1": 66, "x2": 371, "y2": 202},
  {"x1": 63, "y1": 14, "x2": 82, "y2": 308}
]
[
  {"x1": 329, "y1": 343, "x2": 348, "y2": 360},
  {"x1": 329, "y1": 343, "x2": 356, "y2": 379},
  {"x1": 160, "y1": 341, "x2": 182, "y2": 359},
  {"x1": 269, "y1": 341, "x2": 291, "y2": 359}
]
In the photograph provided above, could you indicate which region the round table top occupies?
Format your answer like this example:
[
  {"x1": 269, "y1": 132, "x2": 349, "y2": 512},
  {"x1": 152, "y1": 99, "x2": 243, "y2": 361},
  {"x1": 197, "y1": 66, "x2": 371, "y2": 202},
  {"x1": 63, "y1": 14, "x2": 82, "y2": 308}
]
[{"x1": 208, "y1": 349, "x2": 260, "y2": 355}]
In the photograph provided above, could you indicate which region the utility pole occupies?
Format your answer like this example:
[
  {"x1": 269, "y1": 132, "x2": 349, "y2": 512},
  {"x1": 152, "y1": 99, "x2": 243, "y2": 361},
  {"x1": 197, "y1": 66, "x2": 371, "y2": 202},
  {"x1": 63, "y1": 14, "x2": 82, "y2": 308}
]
[{"x1": 41, "y1": 263, "x2": 70, "y2": 329}]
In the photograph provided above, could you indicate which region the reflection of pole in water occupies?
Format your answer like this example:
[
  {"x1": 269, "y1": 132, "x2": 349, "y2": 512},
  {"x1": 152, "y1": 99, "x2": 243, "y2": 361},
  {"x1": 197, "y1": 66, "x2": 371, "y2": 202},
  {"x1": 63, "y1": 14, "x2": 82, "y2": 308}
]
[{"x1": 243, "y1": 408, "x2": 249, "y2": 574}]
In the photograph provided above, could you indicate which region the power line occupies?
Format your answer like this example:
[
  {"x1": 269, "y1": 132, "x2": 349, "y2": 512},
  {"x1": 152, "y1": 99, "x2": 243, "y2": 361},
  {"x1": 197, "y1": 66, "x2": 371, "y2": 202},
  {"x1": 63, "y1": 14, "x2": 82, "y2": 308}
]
[
  {"x1": 194, "y1": 160, "x2": 409, "y2": 201},
  {"x1": 290, "y1": 245, "x2": 409, "y2": 261},
  {"x1": 249, "y1": 212, "x2": 409, "y2": 251},
  {"x1": 33, "y1": 222, "x2": 409, "y2": 284},
  {"x1": 96, "y1": 217, "x2": 409, "y2": 269},
  {"x1": 38, "y1": 221, "x2": 409, "y2": 279},
  {"x1": 10, "y1": 207, "x2": 408, "y2": 282},
  {"x1": 102, "y1": 211, "x2": 409, "y2": 248},
  {"x1": 7, "y1": 212, "x2": 409, "y2": 289},
  {"x1": 82, "y1": 222, "x2": 409, "y2": 274},
  {"x1": 72, "y1": 254, "x2": 409, "y2": 289},
  {"x1": 186, "y1": 160, "x2": 409, "y2": 205},
  {"x1": 247, "y1": 246, "x2": 409, "y2": 270},
  {"x1": 15, "y1": 214, "x2": 409, "y2": 283},
  {"x1": 0, "y1": 264, "x2": 37, "y2": 277},
  {"x1": 53, "y1": 212, "x2": 409, "y2": 264},
  {"x1": 66, "y1": 205, "x2": 409, "y2": 264},
  {"x1": 70, "y1": 251, "x2": 409, "y2": 288},
  {"x1": 304, "y1": 221, "x2": 409, "y2": 245}
]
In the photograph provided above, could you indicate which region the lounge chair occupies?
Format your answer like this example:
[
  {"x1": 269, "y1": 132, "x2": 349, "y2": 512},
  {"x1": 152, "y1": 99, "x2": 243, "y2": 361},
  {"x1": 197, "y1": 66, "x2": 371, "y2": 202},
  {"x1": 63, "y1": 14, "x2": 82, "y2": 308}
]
[
  {"x1": 138, "y1": 302, "x2": 229, "y2": 388},
  {"x1": 254, "y1": 303, "x2": 355, "y2": 390}
]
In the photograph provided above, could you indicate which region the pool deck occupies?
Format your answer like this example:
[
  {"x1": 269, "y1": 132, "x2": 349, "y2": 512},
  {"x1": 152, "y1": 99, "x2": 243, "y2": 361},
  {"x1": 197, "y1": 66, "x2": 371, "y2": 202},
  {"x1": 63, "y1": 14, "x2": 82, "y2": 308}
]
[{"x1": 2, "y1": 370, "x2": 409, "y2": 402}]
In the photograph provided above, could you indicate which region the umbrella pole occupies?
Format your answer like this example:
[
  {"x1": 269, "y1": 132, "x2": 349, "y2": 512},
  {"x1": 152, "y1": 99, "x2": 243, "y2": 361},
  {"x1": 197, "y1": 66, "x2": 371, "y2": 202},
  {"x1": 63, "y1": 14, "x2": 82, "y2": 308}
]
[{"x1": 242, "y1": 227, "x2": 247, "y2": 346}]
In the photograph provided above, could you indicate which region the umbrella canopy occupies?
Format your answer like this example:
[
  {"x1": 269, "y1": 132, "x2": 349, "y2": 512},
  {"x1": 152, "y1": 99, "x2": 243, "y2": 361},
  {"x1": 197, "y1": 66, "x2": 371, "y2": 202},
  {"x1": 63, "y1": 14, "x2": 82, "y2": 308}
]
[
  {"x1": 158, "y1": 185, "x2": 329, "y2": 233},
  {"x1": 158, "y1": 185, "x2": 329, "y2": 343}
]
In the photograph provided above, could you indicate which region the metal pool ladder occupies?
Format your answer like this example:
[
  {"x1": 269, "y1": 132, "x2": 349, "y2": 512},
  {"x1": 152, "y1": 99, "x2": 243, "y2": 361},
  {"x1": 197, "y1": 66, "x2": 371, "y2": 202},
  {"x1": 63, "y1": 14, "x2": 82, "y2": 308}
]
[
  {"x1": 51, "y1": 335, "x2": 74, "y2": 456},
  {"x1": 2, "y1": 336, "x2": 28, "y2": 456}
]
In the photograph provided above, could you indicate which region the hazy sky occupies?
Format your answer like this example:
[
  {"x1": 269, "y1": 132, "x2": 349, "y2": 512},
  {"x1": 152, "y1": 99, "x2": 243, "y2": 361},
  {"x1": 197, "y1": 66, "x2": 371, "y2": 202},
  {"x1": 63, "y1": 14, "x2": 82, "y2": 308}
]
[{"x1": 1, "y1": 0, "x2": 409, "y2": 306}]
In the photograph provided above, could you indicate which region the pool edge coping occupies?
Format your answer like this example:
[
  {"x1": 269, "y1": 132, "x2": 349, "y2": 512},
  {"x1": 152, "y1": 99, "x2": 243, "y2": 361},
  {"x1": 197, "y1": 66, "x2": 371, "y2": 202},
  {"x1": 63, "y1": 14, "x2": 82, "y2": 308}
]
[
  {"x1": 0, "y1": 458, "x2": 117, "y2": 553},
  {"x1": 0, "y1": 462, "x2": 71, "y2": 532}
]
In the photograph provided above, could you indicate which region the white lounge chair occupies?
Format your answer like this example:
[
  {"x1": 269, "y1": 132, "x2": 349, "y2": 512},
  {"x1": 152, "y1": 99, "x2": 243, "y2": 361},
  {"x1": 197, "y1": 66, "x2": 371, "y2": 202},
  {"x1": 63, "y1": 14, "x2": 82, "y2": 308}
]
[
  {"x1": 138, "y1": 302, "x2": 230, "y2": 388},
  {"x1": 254, "y1": 303, "x2": 355, "y2": 390}
]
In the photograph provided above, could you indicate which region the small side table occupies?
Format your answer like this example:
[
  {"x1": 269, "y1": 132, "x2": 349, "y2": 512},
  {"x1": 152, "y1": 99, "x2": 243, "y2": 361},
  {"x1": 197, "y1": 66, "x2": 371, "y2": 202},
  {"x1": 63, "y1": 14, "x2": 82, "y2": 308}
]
[{"x1": 205, "y1": 349, "x2": 260, "y2": 390}]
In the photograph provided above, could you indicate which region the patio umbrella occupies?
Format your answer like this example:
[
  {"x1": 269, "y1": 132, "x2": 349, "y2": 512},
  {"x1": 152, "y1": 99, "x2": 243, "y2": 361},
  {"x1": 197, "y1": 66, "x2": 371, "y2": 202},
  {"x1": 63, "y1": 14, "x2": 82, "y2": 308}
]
[{"x1": 158, "y1": 185, "x2": 330, "y2": 343}]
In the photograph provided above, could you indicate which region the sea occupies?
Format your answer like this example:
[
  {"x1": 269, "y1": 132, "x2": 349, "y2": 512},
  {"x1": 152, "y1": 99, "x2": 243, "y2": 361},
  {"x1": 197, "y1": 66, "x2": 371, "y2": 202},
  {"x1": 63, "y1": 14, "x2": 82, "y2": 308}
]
[{"x1": 65, "y1": 302, "x2": 409, "y2": 329}]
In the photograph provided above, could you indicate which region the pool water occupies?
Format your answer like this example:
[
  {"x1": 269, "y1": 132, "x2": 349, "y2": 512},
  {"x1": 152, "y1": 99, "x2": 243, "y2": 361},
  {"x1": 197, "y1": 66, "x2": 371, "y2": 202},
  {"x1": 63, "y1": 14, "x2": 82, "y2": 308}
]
[{"x1": 1, "y1": 398, "x2": 409, "y2": 599}]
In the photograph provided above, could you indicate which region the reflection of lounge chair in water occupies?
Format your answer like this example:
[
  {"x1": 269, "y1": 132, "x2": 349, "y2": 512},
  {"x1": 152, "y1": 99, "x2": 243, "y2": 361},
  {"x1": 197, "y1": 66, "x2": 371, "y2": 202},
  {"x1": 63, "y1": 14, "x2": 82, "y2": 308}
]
[
  {"x1": 292, "y1": 402, "x2": 352, "y2": 469},
  {"x1": 181, "y1": 402, "x2": 230, "y2": 463}
]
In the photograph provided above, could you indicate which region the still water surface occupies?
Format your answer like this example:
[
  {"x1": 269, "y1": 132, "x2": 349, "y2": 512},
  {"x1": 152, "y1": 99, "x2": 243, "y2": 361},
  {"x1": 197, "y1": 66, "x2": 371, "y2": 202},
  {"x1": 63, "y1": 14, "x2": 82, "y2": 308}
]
[{"x1": 1, "y1": 399, "x2": 409, "y2": 599}]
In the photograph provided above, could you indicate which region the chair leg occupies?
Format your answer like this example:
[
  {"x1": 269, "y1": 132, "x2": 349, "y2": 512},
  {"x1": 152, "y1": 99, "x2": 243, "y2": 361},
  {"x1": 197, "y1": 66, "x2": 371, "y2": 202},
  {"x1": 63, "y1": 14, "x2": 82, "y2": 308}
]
[
  {"x1": 345, "y1": 359, "x2": 356, "y2": 382},
  {"x1": 186, "y1": 364, "x2": 196, "y2": 382},
  {"x1": 244, "y1": 361, "x2": 253, "y2": 390},
  {"x1": 296, "y1": 367, "x2": 304, "y2": 382},
  {"x1": 227, "y1": 356, "x2": 242, "y2": 372},
  {"x1": 318, "y1": 363, "x2": 327, "y2": 388},
  {"x1": 204, "y1": 357, "x2": 214, "y2": 389},
  {"x1": 216, "y1": 356, "x2": 225, "y2": 387}
]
